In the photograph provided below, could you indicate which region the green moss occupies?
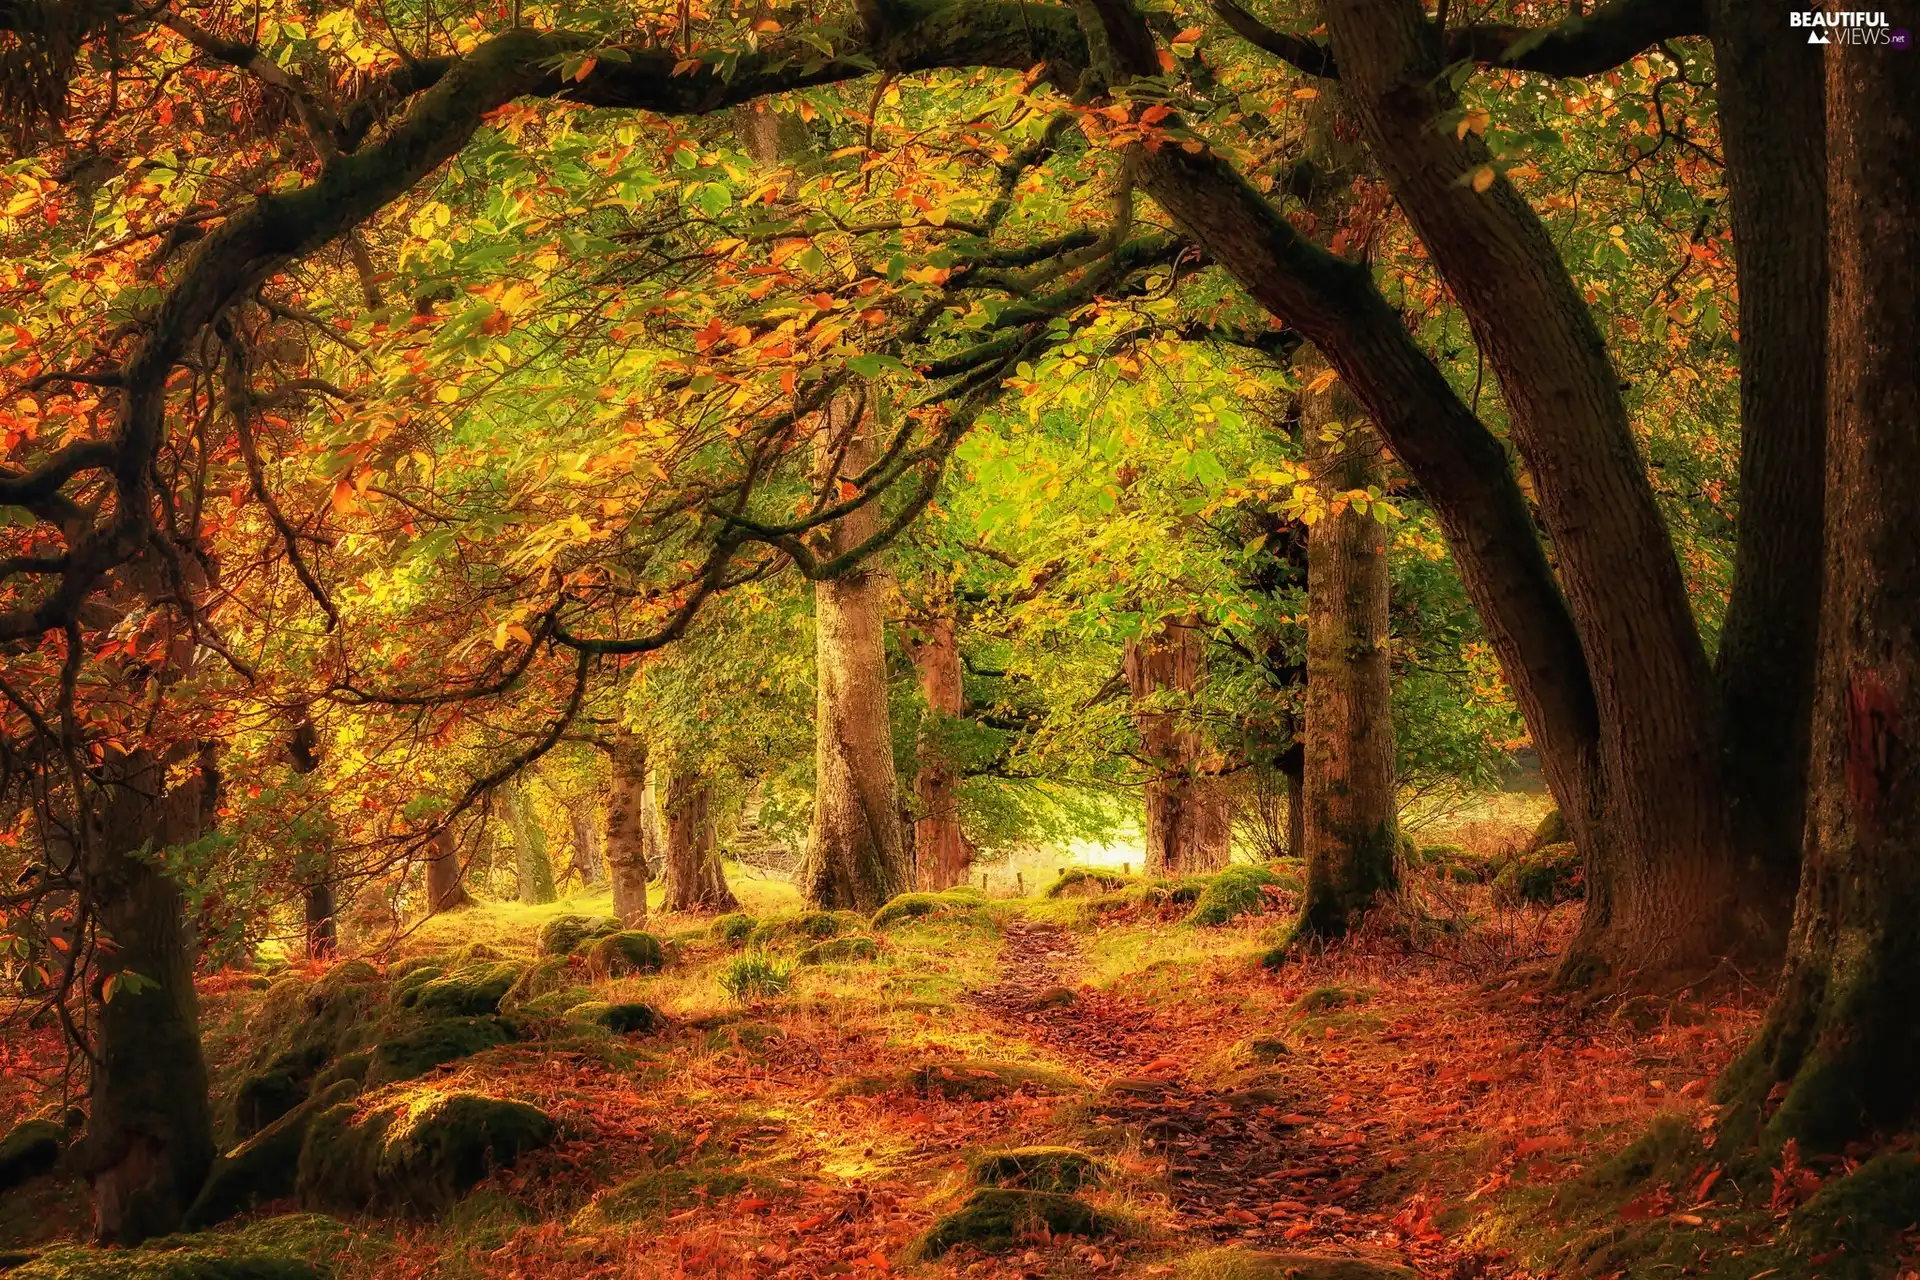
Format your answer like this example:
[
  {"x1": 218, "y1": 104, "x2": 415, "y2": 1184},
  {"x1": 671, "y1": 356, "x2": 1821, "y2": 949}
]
[
  {"x1": 365, "y1": 1016, "x2": 514, "y2": 1086},
  {"x1": 585, "y1": 931, "x2": 664, "y2": 977},
  {"x1": 1174, "y1": 1248, "x2": 1416, "y2": 1280},
  {"x1": 445, "y1": 941, "x2": 510, "y2": 967},
  {"x1": 396, "y1": 961, "x2": 525, "y2": 1019},
  {"x1": 968, "y1": 1146, "x2": 1105, "y2": 1193},
  {"x1": 187, "y1": 1080, "x2": 362, "y2": 1229},
  {"x1": 501, "y1": 955, "x2": 578, "y2": 1009},
  {"x1": 1788, "y1": 1152, "x2": 1920, "y2": 1273},
  {"x1": 388, "y1": 956, "x2": 444, "y2": 982},
  {"x1": 573, "y1": 1002, "x2": 662, "y2": 1035},
  {"x1": 309, "y1": 1053, "x2": 370, "y2": 1092},
  {"x1": 536, "y1": 914, "x2": 619, "y2": 957},
  {"x1": 232, "y1": 1071, "x2": 307, "y2": 1141},
  {"x1": 749, "y1": 910, "x2": 860, "y2": 949},
  {"x1": 912, "y1": 1189, "x2": 1119, "y2": 1259},
  {"x1": 296, "y1": 1092, "x2": 556, "y2": 1215},
  {"x1": 8, "y1": 1247, "x2": 323, "y2": 1279},
  {"x1": 794, "y1": 936, "x2": 879, "y2": 965},
  {"x1": 251, "y1": 964, "x2": 383, "y2": 1076},
  {"x1": 387, "y1": 964, "x2": 443, "y2": 1004},
  {"x1": 910, "y1": 1060, "x2": 1085, "y2": 1101},
  {"x1": 1188, "y1": 865, "x2": 1284, "y2": 926},
  {"x1": 710, "y1": 914, "x2": 758, "y2": 947},
  {"x1": 518, "y1": 986, "x2": 597, "y2": 1017},
  {"x1": 576, "y1": 1164, "x2": 773, "y2": 1227},
  {"x1": 1492, "y1": 843, "x2": 1583, "y2": 906},
  {"x1": 1043, "y1": 868, "x2": 1136, "y2": 898},
  {"x1": 0, "y1": 1119, "x2": 63, "y2": 1192},
  {"x1": 871, "y1": 891, "x2": 980, "y2": 928},
  {"x1": 1294, "y1": 985, "x2": 1371, "y2": 1014},
  {"x1": 1528, "y1": 808, "x2": 1567, "y2": 852},
  {"x1": 1244, "y1": 1035, "x2": 1291, "y2": 1063}
]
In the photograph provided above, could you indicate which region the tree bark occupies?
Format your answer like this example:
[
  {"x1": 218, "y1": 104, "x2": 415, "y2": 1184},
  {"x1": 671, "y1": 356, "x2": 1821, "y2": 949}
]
[
  {"x1": 1279, "y1": 741, "x2": 1306, "y2": 860},
  {"x1": 1295, "y1": 358, "x2": 1399, "y2": 939},
  {"x1": 603, "y1": 730, "x2": 656, "y2": 925},
  {"x1": 287, "y1": 717, "x2": 335, "y2": 960},
  {"x1": 1719, "y1": 44, "x2": 1920, "y2": 1153},
  {"x1": 801, "y1": 396, "x2": 911, "y2": 910},
  {"x1": 1706, "y1": 0, "x2": 1827, "y2": 925},
  {"x1": 664, "y1": 770, "x2": 739, "y2": 913},
  {"x1": 1125, "y1": 618, "x2": 1232, "y2": 876},
  {"x1": 566, "y1": 796, "x2": 605, "y2": 888},
  {"x1": 907, "y1": 614, "x2": 973, "y2": 890},
  {"x1": 78, "y1": 747, "x2": 216, "y2": 1244},
  {"x1": 500, "y1": 780, "x2": 556, "y2": 905},
  {"x1": 425, "y1": 826, "x2": 470, "y2": 914}
]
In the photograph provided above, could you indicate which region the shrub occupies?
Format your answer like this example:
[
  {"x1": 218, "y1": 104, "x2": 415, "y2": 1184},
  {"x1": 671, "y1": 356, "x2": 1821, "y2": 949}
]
[{"x1": 717, "y1": 951, "x2": 794, "y2": 1003}]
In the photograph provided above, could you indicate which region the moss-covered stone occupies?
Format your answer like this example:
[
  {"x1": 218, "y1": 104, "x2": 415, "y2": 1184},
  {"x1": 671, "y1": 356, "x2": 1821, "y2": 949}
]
[
  {"x1": 1188, "y1": 865, "x2": 1284, "y2": 926},
  {"x1": 250, "y1": 963, "x2": 384, "y2": 1077},
  {"x1": 585, "y1": 931, "x2": 664, "y2": 977},
  {"x1": 1173, "y1": 1247, "x2": 1416, "y2": 1280},
  {"x1": 310, "y1": 1052, "x2": 371, "y2": 1092},
  {"x1": 709, "y1": 913, "x2": 758, "y2": 947},
  {"x1": 912, "y1": 1189, "x2": 1118, "y2": 1258},
  {"x1": 0, "y1": 1118, "x2": 63, "y2": 1191},
  {"x1": 536, "y1": 915, "x2": 620, "y2": 958},
  {"x1": 388, "y1": 955, "x2": 445, "y2": 983},
  {"x1": 750, "y1": 910, "x2": 859, "y2": 949},
  {"x1": 1245, "y1": 1035, "x2": 1292, "y2": 1063},
  {"x1": 501, "y1": 955, "x2": 579, "y2": 1009},
  {"x1": 187, "y1": 1080, "x2": 362, "y2": 1229},
  {"x1": 870, "y1": 891, "x2": 980, "y2": 928},
  {"x1": 365, "y1": 1016, "x2": 514, "y2": 1086},
  {"x1": 968, "y1": 1146, "x2": 1106, "y2": 1193},
  {"x1": 395, "y1": 961, "x2": 525, "y2": 1018},
  {"x1": 232, "y1": 1071, "x2": 308, "y2": 1141},
  {"x1": 1295, "y1": 986, "x2": 1370, "y2": 1014},
  {"x1": 1044, "y1": 868, "x2": 1136, "y2": 898},
  {"x1": 445, "y1": 941, "x2": 510, "y2": 967},
  {"x1": 387, "y1": 964, "x2": 444, "y2": 1005},
  {"x1": 573, "y1": 1002, "x2": 662, "y2": 1035},
  {"x1": 1527, "y1": 808, "x2": 1567, "y2": 853},
  {"x1": 296, "y1": 1092, "x2": 556, "y2": 1215},
  {"x1": 518, "y1": 986, "x2": 598, "y2": 1017},
  {"x1": 1492, "y1": 842, "x2": 1583, "y2": 906},
  {"x1": 794, "y1": 936, "x2": 879, "y2": 965},
  {"x1": 910, "y1": 1060, "x2": 1085, "y2": 1101}
]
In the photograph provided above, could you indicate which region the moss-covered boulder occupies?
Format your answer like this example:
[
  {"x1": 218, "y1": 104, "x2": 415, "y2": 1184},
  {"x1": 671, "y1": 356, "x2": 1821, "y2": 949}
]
[
  {"x1": 1295, "y1": 985, "x2": 1371, "y2": 1015},
  {"x1": 1527, "y1": 808, "x2": 1567, "y2": 853},
  {"x1": 750, "y1": 910, "x2": 861, "y2": 949},
  {"x1": 232, "y1": 1070, "x2": 308, "y2": 1142},
  {"x1": 445, "y1": 941, "x2": 510, "y2": 967},
  {"x1": 794, "y1": 936, "x2": 879, "y2": 966},
  {"x1": 1044, "y1": 868, "x2": 1136, "y2": 898},
  {"x1": 709, "y1": 913, "x2": 758, "y2": 947},
  {"x1": 365, "y1": 1016, "x2": 515, "y2": 1086},
  {"x1": 968, "y1": 1146, "x2": 1106, "y2": 1194},
  {"x1": 501, "y1": 955, "x2": 580, "y2": 1009},
  {"x1": 249, "y1": 962, "x2": 384, "y2": 1077},
  {"x1": 14, "y1": 1214, "x2": 353, "y2": 1280},
  {"x1": 870, "y1": 891, "x2": 980, "y2": 929},
  {"x1": 394, "y1": 961, "x2": 525, "y2": 1018},
  {"x1": 296, "y1": 1092, "x2": 556, "y2": 1215},
  {"x1": 0, "y1": 1118, "x2": 63, "y2": 1191},
  {"x1": 187, "y1": 1079, "x2": 362, "y2": 1229},
  {"x1": 1173, "y1": 1248, "x2": 1416, "y2": 1280},
  {"x1": 310, "y1": 1052, "x2": 371, "y2": 1092},
  {"x1": 910, "y1": 1060, "x2": 1085, "y2": 1101},
  {"x1": 517, "y1": 986, "x2": 598, "y2": 1018},
  {"x1": 387, "y1": 963, "x2": 444, "y2": 1005},
  {"x1": 912, "y1": 1189, "x2": 1118, "y2": 1259},
  {"x1": 1187, "y1": 865, "x2": 1285, "y2": 926},
  {"x1": 1492, "y1": 842, "x2": 1583, "y2": 906},
  {"x1": 571, "y1": 1002, "x2": 663, "y2": 1035},
  {"x1": 583, "y1": 931, "x2": 664, "y2": 978},
  {"x1": 536, "y1": 914, "x2": 620, "y2": 957}
]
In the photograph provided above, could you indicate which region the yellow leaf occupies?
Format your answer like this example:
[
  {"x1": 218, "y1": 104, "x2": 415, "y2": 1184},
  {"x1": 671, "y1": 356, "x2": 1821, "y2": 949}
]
[
  {"x1": 1306, "y1": 368, "x2": 1338, "y2": 394},
  {"x1": 493, "y1": 621, "x2": 510, "y2": 650}
]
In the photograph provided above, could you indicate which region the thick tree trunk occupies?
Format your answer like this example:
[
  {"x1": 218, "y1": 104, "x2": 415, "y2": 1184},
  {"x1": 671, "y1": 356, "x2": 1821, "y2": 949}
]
[
  {"x1": 79, "y1": 747, "x2": 216, "y2": 1244},
  {"x1": 1279, "y1": 741, "x2": 1306, "y2": 860},
  {"x1": 1295, "y1": 359, "x2": 1399, "y2": 939},
  {"x1": 500, "y1": 780, "x2": 556, "y2": 905},
  {"x1": 1318, "y1": 0, "x2": 1754, "y2": 980},
  {"x1": 801, "y1": 398, "x2": 911, "y2": 910},
  {"x1": 425, "y1": 827, "x2": 470, "y2": 914},
  {"x1": 907, "y1": 614, "x2": 973, "y2": 890},
  {"x1": 1720, "y1": 45, "x2": 1920, "y2": 1152},
  {"x1": 663, "y1": 771, "x2": 739, "y2": 913},
  {"x1": 567, "y1": 797, "x2": 605, "y2": 888},
  {"x1": 1707, "y1": 0, "x2": 1827, "y2": 925},
  {"x1": 287, "y1": 718, "x2": 335, "y2": 960},
  {"x1": 1125, "y1": 618, "x2": 1232, "y2": 876},
  {"x1": 603, "y1": 731, "x2": 655, "y2": 925}
]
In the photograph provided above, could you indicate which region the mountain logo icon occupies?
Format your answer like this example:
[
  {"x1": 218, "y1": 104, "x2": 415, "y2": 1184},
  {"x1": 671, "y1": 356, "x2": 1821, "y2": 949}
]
[{"x1": 1808, "y1": 28, "x2": 1830, "y2": 41}]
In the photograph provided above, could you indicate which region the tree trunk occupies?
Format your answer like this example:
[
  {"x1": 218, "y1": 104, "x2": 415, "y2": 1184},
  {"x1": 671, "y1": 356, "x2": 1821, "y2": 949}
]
[
  {"x1": 567, "y1": 797, "x2": 605, "y2": 889},
  {"x1": 907, "y1": 614, "x2": 973, "y2": 890},
  {"x1": 1280, "y1": 741, "x2": 1306, "y2": 860},
  {"x1": 1295, "y1": 358, "x2": 1399, "y2": 940},
  {"x1": 1125, "y1": 618, "x2": 1232, "y2": 876},
  {"x1": 287, "y1": 718, "x2": 335, "y2": 961},
  {"x1": 78, "y1": 747, "x2": 217, "y2": 1244},
  {"x1": 1707, "y1": 0, "x2": 1827, "y2": 926},
  {"x1": 1319, "y1": 0, "x2": 1755, "y2": 980},
  {"x1": 603, "y1": 731, "x2": 655, "y2": 925},
  {"x1": 500, "y1": 780, "x2": 556, "y2": 905},
  {"x1": 664, "y1": 770, "x2": 739, "y2": 913},
  {"x1": 801, "y1": 396, "x2": 911, "y2": 910},
  {"x1": 1719, "y1": 44, "x2": 1920, "y2": 1153},
  {"x1": 425, "y1": 827, "x2": 470, "y2": 914}
]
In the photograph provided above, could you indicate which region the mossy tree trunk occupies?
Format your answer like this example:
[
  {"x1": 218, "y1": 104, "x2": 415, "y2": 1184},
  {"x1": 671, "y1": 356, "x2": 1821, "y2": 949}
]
[
  {"x1": 907, "y1": 613, "x2": 973, "y2": 890},
  {"x1": 425, "y1": 827, "x2": 470, "y2": 914},
  {"x1": 79, "y1": 746, "x2": 217, "y2": 1244},
  {"x1": 1125, "y1": 617, "x2": 1232, "y2": 876},
  {"x1": 603, "y1": 730, "x2": 655, "y2": 925},
  {"x1": 1719, "y1": 46, "x2": 1920, "y2": 1153},
  {"x1": 664, "y1": 770, "x2": 739, "y2": 913},
  {"x1": 801, "y1": 396, "x2": 911, "y2": 910},
  {"x1": 500, "y1": 779, "x2": 556, "y2": 905},
  {"x1": 287, "y1": 717, "x2": 335, "y2": 960},
  {"x1": 566, "y1": 796, "x2": 605, "y2": 889},
  {"x1": 1295, "y1": 353, "x2": 1399, "y2": 940}
]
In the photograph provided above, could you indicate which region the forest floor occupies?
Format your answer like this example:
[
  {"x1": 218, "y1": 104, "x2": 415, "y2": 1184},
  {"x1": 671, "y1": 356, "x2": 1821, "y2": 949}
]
[{"x1": 1, "y1": 848, "x2": 1860, "y2": 1280}]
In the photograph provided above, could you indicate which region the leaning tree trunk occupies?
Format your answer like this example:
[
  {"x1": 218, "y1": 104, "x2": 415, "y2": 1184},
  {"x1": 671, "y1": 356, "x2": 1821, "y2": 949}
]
[
  {"x1": 566, "y1": 796, "x2": 605, "y2": 889},
  {"x1": 424, "y1": 826, "x2": 470, "y2": 914},
  {"x1": 907, "y1": 614, "x2": 973, "y2": 890},
  {"x1": 1719, "y1": 45, "x2": 1920, "y2": 1153},
  {"x1": 603, "y1": 731, "x2": 656, "y2": 925},
  {"x1": 800, "y1": 397, "x2": 911, "y2": 910},
  {"x1": 663, "y1": 770, "x2": 739, "y2": 913},
  {"x1": 79, "y1": 747, "x2": 217, "y2": 1244},
  {"x1": 1295, "y1": 359, "x2": 1399, "y2": 940},
  {"x1": 500, "y1": 780, "x2": 556, "y2": 905},
  {"x1": 1125, "y1": 617, "x2": 1232, "y2": 876},
  {"x1": 287, "y1": 717, "x2": 335, "y2": 960}
]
